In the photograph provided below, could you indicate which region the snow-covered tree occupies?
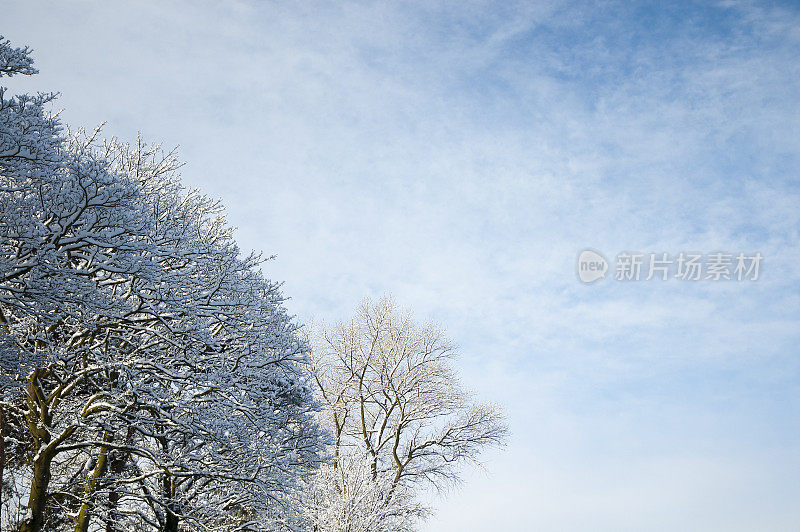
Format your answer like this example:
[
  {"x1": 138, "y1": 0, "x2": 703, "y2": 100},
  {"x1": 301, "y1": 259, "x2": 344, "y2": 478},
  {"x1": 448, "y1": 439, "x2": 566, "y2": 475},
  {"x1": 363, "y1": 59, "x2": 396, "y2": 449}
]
[
  {"x1": 305, "y1": 296, "x2": 507, "y2": 530},
  {"x1": 0, "y1": 36, "x2": 322, "y2": 532},
  {"x1": 70, "y1": 138, "x2": 324, "y2": 532},
  {"x1": 300, "y1": 444, "x2": 424, "y2": 532}
]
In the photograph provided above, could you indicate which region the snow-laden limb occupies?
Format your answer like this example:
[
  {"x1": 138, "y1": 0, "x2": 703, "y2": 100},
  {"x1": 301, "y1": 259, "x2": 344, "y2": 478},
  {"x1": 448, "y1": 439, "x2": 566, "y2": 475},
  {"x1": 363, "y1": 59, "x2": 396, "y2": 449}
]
[{"x1": 0, "y1": 36, "x2": 37, "y2": 77}]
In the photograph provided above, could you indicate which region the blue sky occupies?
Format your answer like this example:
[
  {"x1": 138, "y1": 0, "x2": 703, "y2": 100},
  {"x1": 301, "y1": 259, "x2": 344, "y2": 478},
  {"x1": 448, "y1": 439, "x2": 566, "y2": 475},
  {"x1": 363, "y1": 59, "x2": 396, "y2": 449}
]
[{"x1": 4, "y1": 1, "x2": 799, "y2": 529}]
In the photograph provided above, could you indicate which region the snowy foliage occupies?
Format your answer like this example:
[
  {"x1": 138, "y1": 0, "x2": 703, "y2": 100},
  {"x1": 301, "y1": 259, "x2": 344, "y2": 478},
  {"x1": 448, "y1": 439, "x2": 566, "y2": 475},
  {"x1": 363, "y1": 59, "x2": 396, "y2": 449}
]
[
  {"x1": 0, "y1": 36, "x2": 322, "y2": 532},
  {"x1": 0, "y1": 37, "x2": 37, "y2": 77}
]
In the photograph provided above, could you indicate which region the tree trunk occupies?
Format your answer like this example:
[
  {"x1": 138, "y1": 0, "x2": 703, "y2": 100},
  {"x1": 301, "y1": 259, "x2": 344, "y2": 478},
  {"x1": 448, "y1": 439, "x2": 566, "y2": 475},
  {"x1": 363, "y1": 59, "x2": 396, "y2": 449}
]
[
  {"x1": 1, "y1": 404, "x2": 5, "y2": 519},
  {"x1": 105, "y1": 428, "x2": 132, "y2": 532},
  {"x1": 164, "y1": 510, "x2": 179, "y2": 532},
  {"x1": 20, "y1": 370, "x2": 55, "y2": 532},
  {"x1": 74, "y1": 432, "x2": 112, "y2": 532},
  {"x1": 162, "y1": 474, "x2": 179, "y2": 532},
  {"x1": 18, "y1": 445, "x2": 55, "y2": 532},
  {"x1": 105, "y1": 471, "x2": 120, "y2": 532}
]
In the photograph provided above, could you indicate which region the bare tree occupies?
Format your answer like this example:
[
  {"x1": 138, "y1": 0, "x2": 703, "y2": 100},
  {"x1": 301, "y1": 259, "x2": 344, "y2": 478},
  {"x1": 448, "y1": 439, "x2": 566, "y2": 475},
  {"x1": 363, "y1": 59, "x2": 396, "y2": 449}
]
[{"x1": 307, "y1": 296, "x2": 507, "y2": 529}]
